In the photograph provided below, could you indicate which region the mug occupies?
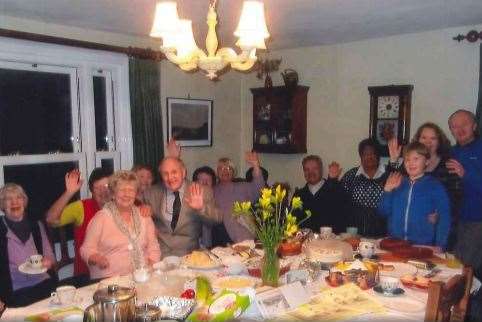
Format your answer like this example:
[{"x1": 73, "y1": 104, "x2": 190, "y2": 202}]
[
  {"x1": 379, "y1": 276, "x2": 400, "y2": 293},
  {"x1": 346, "y1": 227, "x2": 358, "y2": 236},
  {"x1": 51, "y1": 285, "x2": 76, "y2": 304},
  {"x1": 358, "y1": 241, "x2": 375, "y2": 258},
  {"x1": 28, "y1": 254, "x2": 43, "y2": 268},
  {"x1": 319, "y1": 227, "x2": 333, "y2": 239}
]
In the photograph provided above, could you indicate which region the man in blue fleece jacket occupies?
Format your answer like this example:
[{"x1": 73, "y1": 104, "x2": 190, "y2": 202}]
[
  {"x1": 378, "y1": 142, "x2": 450, "y2": 249},
  {"x1": 447, "y1": 109, "x2": 482, "y2": 276}
]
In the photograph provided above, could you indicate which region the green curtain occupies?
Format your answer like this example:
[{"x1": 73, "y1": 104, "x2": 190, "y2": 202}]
[{"x1": 129, "y1": 58, "x2": 163, "y2": 176}]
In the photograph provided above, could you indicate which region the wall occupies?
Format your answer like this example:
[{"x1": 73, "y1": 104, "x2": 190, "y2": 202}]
[{"x1": 241, "y1": 24, "x2": 482, "y2": 190}]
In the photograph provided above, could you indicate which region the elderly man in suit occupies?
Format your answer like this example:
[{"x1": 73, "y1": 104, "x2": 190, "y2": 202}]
[{"x1": 144, "y1": 157, "x2": 221, "y2": 257}]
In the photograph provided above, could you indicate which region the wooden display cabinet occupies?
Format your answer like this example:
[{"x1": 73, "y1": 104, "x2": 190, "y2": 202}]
[{"x1": 251, "y1": 85, "x2": 308, "y2": 154}]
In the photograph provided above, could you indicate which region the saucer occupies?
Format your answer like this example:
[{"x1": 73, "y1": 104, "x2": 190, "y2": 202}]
[
  {"x1": 18, "y1": 262, "x2": 47, "y2": 275},
  {"x1": 373, "y1": 285, "x2": 405, "y2": 297},
  {"x1": 50, "y1": 295, "x2": 83, "y2": 307}
]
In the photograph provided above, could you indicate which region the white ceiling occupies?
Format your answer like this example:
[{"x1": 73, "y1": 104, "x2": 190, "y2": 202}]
[{"x1": 1, "y1": 0, "x2": 482, "y2": 49}]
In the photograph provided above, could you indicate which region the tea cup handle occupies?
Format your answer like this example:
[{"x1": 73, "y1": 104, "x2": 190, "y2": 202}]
[{"x1": 51, "y1": 292, "x2": 60, "y2": 304}]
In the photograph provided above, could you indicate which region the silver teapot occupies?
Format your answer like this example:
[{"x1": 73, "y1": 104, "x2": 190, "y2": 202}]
[{"x1": 83, "y1": 284, "x2": 136, "y2": 322}]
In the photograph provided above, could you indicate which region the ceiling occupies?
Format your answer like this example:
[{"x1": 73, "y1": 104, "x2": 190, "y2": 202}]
[{"x1": 1, "y1": 0, "x2": 482, "y2": 50}]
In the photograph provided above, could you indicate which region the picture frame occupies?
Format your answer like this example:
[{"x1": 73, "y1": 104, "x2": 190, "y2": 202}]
[{"x1": 167, "y1": 97, "x2": 213, "y2": 147}]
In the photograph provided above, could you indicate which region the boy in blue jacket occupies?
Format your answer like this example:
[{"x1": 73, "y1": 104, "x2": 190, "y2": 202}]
[{"x1": 378, "y1": 142, "x2": 450, "y2": 249}]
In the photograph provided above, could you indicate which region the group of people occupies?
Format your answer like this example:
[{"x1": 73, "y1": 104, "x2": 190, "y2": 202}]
[{"x1": 0, "y1": 108, "x2": 481, "y2": 309}]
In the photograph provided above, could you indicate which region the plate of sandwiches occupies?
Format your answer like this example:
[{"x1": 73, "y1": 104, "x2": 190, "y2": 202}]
[{"x1": 182, "y1": 251, "x2": 223, "y2": 270}]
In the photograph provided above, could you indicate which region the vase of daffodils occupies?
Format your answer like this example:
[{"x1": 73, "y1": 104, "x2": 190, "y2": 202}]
[{"x1": 233, "y1": 185, "x2": 311, "y2": 287}]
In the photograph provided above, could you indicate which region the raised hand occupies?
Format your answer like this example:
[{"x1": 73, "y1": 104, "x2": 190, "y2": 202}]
[
  {"x1": 185, "y1": 182, "x2": 204, "y2": 211},
  {"x1": 65, "y1": 169, "x2": 83, "y2": 194},
  {"x1": 384, "y1": 172, "x2": 403, "y2": 192},
  {"x1": 245, "y1": 151, "x2": 260, "y2": 168},
  {"x1": 446, "y1": 159, "x2": 465, "y2": 177},
  {"x1": 388, "y1": 138, "x2": 402, "y2": 163},
  {"x1": 328, "y1": 161, "x2": 342, "y2": 179},
  {"x1": 166, "y1": 138, "x2": 181, "y2": 159}
]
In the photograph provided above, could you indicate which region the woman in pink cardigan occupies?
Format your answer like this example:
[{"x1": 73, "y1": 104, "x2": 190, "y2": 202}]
[{"x1": 81, "y1": 170, "x2": 160, "y2": 279}]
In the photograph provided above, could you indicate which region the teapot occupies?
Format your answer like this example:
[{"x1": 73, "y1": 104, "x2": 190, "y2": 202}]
[
  {"x1": 280, "y1": 69, "x2": 298, "y2": 90},
  {"x1": 83, "y1": 284, "x2": 136, "y2": 322}
]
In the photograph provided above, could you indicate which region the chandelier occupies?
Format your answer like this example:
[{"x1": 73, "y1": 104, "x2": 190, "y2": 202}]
[{"x1": 150, "y1": 0, "x2": 270, "y2": 80}]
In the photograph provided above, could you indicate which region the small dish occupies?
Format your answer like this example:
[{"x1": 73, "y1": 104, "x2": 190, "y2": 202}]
[
  {"x1": 18, "y1": 262, "x2": 48, "y2": 275},
  {"x1": 373, "y1": 285, "x2": 405, "y2": 297}
]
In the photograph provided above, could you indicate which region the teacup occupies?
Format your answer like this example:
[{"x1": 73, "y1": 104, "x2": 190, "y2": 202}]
[
  {"x1": 358, "y1": 241, "x2": 375, "y2": 258},
  {"x1": 346, "y1": 227, "x2": 358, "y2": 236},
  {"x1": 28, "y1": 254, "x2": 43, "y2": 268},
  {"x1": 134, "y1": 267, "x2": 150, "y2": 283},
  {"x1": 51, "y1": 285, "x2": 76, "y2": 304},
  {"x1": 379, "y1": 276, "x2": 400, "y2": 293},
  {"x1": 320, "y1": 227, "x2": 333, "y2": 239}
]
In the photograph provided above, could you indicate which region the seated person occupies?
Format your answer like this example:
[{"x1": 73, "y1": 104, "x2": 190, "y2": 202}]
[
  {"x1": 293, "y1": 155, "x2": 349, "y2": 233},
  {"x1": 80, "y1": 170, "x2": 160, "y2": 279},
  {"x1": 378, "y1": 142, "x2": 450, "y2": 249},
  {"x1": 212, "y1": 152, "x2": 265, "y2": 246},
  {"x1": 132, "y1": 164, "x2": 154, "y2": 204},
  {"x1": 0, "y1": 184, "x2": 56, "y2": 307},
  {"x1": 46, "y1": 168, "x2": 111, "y2": 277},
  {"x1": 192, "y1": 166, "x2": 217, "y2": 249}
]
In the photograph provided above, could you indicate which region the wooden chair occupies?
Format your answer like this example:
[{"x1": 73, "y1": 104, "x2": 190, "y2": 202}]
[{"x1": 425, "y1": 265, "x2": 473, "y2": 322}]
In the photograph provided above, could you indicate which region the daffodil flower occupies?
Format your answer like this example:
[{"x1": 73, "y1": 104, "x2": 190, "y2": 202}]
[
  {"x1": 291, "y1": 196, "x2": 302, "y2": 210},
  {"x1": 275, "y1": 185, "x2": 286, "y2": 203}
]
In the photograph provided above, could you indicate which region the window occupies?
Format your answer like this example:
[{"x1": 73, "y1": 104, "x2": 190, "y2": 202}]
[{"x1": 0, "y1": 38, "x2": 133, "y2": 220}]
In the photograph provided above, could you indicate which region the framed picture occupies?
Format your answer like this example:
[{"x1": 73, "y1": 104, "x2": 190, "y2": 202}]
[
  {"x1": 368, "y1": 85, "x2": 413, "y2": 156},
  {"x1": 167, "y1": 97, "x2": 213, "y2": 147}
]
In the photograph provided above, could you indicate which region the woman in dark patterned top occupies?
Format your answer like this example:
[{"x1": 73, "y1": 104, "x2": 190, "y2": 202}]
[
  {"x1": 340, "y1": 138, "x2": 389, "y2": 237},
  {"x1": 388, "y1": 122, "x2": 462, "y2": 249}
]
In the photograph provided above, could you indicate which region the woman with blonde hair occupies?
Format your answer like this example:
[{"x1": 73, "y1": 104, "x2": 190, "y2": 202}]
[{"x1": 81, "y1": 170, "x2": 160, "y2": 279}]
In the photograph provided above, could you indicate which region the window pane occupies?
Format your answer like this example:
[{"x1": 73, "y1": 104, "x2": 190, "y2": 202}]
[
  {"x1": 100, "y1": 159, "x2": 114, "y2": 174},
  {"x1": 0, "y1": 68, "x2": 73, "y2": 155},
  {"x1": 93, "y1": 76, "x2": 108, "y2": 151},
  {"x1": 4, "y1": 162, "x2": 80, "y2": 222}
]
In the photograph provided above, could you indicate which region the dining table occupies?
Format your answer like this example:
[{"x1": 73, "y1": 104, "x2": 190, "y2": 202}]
[{"x1": 3, "y1": 238, "x2": 481, "y2": 322}]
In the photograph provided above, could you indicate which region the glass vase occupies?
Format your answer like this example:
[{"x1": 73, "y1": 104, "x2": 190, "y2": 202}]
[{"x1": 261, "y1": 244, "x2": 280, "y2": 287}]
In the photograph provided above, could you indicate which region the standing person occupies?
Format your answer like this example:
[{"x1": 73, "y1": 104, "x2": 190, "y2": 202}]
[
  {"x1": 293, "y1": 155, "x2": 348, "y2": 234},
  {"x1": 45, "y1": 168, "x2": 111, "y2": 278},
  {"x1": 192, "y1": 166, "x2": 217, "y2": 248},
  {"x1": 388, "y1": 123, "x2": 462, "y2": 249},
  {"x1": 212, "y1": 152, "x2": 265, "y2": 246},
  {"x1": 378, "y1": 142, "x2": 450, "y2": 249},
  {"x1": 447, "y1": 109, "x2": 482, "y2": 277},
  {"x1": 0, "y1": 184, "x2": 56, "y2": 307},
  {"x1": 80, "y1": 171, "x2": 160, "y2": 279},
  {"x1": 144, "y1": 157, "x2": 222, "y2": 256},
  {"x1": 340, "y1": 139, "x2": 388, "y2": 237}
]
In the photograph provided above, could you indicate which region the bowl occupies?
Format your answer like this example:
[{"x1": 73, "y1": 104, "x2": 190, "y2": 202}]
[
  {"x1": 278, "y1": 240, "x2": 302, "y2": 256},
  {"x1": 379, "y1": 276, "x2": 400, "y2": 292}
]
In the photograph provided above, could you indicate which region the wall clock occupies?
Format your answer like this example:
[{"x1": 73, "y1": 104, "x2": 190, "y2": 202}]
[{"x1": 368, "y1": 85, "x2": 413, "y2": 156}]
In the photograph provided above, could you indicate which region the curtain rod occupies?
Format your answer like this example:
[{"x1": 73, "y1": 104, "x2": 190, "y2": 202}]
[{"x1": 0, "y1": 28, "x2": 164, "y2": 61}]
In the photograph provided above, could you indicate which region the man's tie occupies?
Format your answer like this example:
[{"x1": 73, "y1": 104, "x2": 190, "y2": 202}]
[{"x1": 171, "y1": 191, "x2": 181, "y2": 231}]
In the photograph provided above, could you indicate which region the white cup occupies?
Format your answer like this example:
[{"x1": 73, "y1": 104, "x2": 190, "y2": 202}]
[
  {"x1": 51, "y1": 285, "x2": 76, "y2": 304},
  {"x1": 28, "y1": 254, "x2": 43, "y2": 268},
  {"x1": 379, "y1": 276, "x2": 400, "y2": 293},
  {"x1": 320, "y1": 227, "x2": 333, "y2": 239},
  {"x1": 358, "y1": 241, "x2": 375, "y2": 258},
  {"x1": 134, "y1": 267, "x2": 150, "y2": 283}
]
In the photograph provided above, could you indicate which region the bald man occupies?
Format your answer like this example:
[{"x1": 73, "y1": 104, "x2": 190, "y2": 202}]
[
  {"x1": 447, "y1": 109, "x2": 482, "y2": 277},
  {"x1": 144, "y1": 157, "x2": 221, "y2": 257}
]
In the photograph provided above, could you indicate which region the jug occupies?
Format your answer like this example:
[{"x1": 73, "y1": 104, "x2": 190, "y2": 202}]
[{"x1": 83, "y1": 284, "x2": 136, "y2": 322}]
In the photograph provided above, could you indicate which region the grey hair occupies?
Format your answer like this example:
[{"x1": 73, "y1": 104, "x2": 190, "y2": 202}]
[
  {"x1": 108, "y1": 170, "x2": 139, "y2": 195},
  {"x1": 217, "y1": 157, "x2": 237, "y2": 177},
  {"x1": 0, "y1": 183, "x2": 29, "y2": 211}
]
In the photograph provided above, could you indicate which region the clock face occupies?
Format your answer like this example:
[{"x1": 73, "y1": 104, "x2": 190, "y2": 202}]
[{"x1": 377, "y1": 95, "x2": 399, "y2": 119}]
